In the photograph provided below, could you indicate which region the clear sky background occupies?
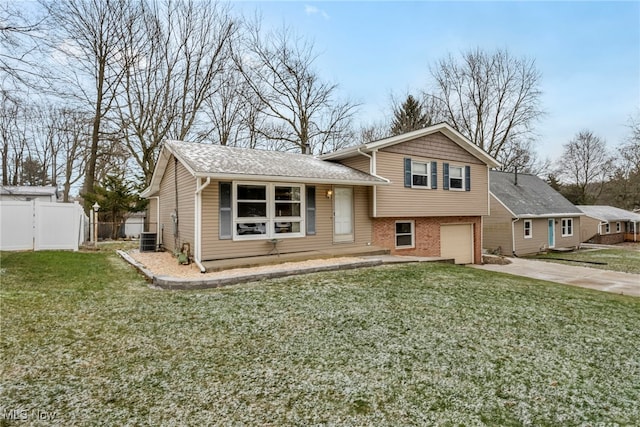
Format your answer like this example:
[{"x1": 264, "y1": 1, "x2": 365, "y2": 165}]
[{"x1": 238, "y1": 1, "x2": 640, "y2": 162}]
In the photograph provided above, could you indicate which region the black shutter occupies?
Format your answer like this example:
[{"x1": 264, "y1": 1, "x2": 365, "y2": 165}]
[
  {"x1": 465, "y1": 166, "x2": 471, "y2": 191},
  {"x1": 219, "y1": 182, "x2": 232, "y2": 239},
  {"x1": 306, "y1": 186, "x2": 316, "y2": 235},
  {"x1": 431, "y1": 161, "x2": 437, "y2": 189},
  {"x1": 404, "y1": 158, "x2": 412, "y2": 188},
  {"x1": 443, "y1": 163, "x2": 450, "y2": 190}
]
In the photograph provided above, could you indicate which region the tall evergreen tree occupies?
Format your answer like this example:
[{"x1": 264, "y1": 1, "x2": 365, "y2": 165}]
[{"x1": 390, "y1": 95, "x2": 430, "y2": 135}]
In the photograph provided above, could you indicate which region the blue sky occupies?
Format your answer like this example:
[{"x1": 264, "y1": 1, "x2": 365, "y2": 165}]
[{"x1": 237, "y1": 1, "x2": 640, "y2": 161}]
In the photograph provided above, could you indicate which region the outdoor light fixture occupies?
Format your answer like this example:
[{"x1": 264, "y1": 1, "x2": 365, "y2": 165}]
[
  {"x1": 326, "y1": 189, "x2": 333, "y2": 199},
  {"x1": 92, "y1": 202, "x2": 100, "y2": 245}
]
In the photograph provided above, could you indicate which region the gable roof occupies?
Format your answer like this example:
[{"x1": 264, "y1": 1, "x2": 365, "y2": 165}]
[
  {"x1": 142, "y1": 141, "x2": 388, "y2": 197},
  {"x1": 320, "y1": 122, "x2": 501, "y2": 168},
  {"x1": 576, "y1": 205, "x2": 640, "y2": 223},
  {"x1": 490, "y1": 171, "x2": 582, "y2": 218}
]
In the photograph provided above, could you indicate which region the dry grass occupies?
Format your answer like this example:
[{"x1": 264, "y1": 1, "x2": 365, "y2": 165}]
[{"x1": 2, "y1": 250, "x2": 639, "y2": 425}]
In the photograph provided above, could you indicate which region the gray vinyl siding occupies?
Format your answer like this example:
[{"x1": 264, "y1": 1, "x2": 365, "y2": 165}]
[
  {"x1": 484, "y1": 194, "x2": 582, "y2": 256},
  {"x1": 157, "y1": 156, "x2": 196, "y2": 253},
  {"x1": 483, "y1": 196, "x2": 514, "y2": 255},
  {"x1": 147, "y1": 198, "x2": 158, "y2": 233},
  {"x1": 338, "y1": 156, "x2": 370, "y2": 174},
  {"x1": 375, "y1": 151, "x2": 489, "y2": 217},
  {"x1": 513, "y1": 218, "x2": 552, "y2": 255},
  {"x1": 580, "y1": 215, "x2": 602, "y2": 242},
  {"x1": 382, "y1": 132, "x2": 484, "y2": 165},
  {"x1": 200, "y1": 182, "x2": 373, "y2": 261},
  {"x1": 513, "y1": 217, "x2": 581, "y2": 255}
]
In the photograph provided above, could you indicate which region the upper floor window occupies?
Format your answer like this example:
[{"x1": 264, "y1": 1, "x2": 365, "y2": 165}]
[
  {"x1": 412, "y1": 161, "x2": 431, "y2": 188},
  {"x1": 561, "y1": 218, "x2": 573, "y2": 237},
  {"x1": 449, "y1": 165, "x2": 464, "y2": 190},
  {"x1": 443, "y1": 163, "x2": 471, "y2": 191},
  {"x1": 404, "y1": 158, "x2": 437, "y2": 189},
  {"x1": 524, "y1": 220, "x2": 532, "y2": 238}
]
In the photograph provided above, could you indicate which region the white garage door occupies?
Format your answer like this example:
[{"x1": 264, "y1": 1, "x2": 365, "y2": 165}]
[{"x1": 441, "y1": 224, "x2": 474, "y2": 264}]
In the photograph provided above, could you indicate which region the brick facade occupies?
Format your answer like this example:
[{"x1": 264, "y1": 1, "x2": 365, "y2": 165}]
[
  {"x1": 588, "y1": 232, "x2": 625, "y2": 245},
  {"x1": 372, "y1": 216, "x2": 482, "y2": 264}
]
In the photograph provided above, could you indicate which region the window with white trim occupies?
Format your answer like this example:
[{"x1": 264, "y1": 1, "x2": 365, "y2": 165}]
[
  {"x1": 395, "y1": 221, "x2": 415, "y2": 248},
  {"x1": 233, "y1": 182, "x2": 305, "y2": 240},
  {"x1": 524, "y1": 220, "x2": 532, "y2": 238},
  {"x1": 411, "y1": 162, "x2": 430, "y2": 188},
  {"x1": 616, "y1": 222, "x2": 621, "y2": 232},
  {"x1": 604, "y1": 223, "x2": 610, "y2": 234},
  {"x1": 561, "y1": 218, "x2": 573, "y2": 237},
  {"x1": 449, "y1": 165, "x2": 464, "y2": 190}
]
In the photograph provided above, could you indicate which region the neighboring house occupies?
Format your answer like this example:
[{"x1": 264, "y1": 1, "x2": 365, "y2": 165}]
[
  {"x1": 124, "y1": 212, "x2": 146, "y2": 239},
  {"x1": 0, "y1": 185, "x2": 59, "y2": 202},
  {"x1": 141, "y1": 123, "x2": 499, "y2": 270},
  {"x1": 484, "y1": 171, "x2": 583, "y2": 256},
  {"x1": 577, "y1": 205, "x2": 640, "y2": 243}
]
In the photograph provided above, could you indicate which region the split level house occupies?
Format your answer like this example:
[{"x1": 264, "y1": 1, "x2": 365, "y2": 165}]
[
  {"x1": 141, "y1": 123, "x2": 500, "y2": 271},
  {"x1": 577, "y1": 205, "x2": 640, "y2": 244},
  {"x1": 483, "y1": 171, "x2": 583, "y2": 256}
]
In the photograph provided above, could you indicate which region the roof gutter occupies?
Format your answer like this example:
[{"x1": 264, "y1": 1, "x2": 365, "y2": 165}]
[
  {"x1": 191, "y1": 172, "x2": 388, "y2": 186},
  {"x1": 517, "y1": 213, "x2": 585, "y2": 219},
  {"x1": 194, "y1": 177, "x2": 211, "y2": 273}
]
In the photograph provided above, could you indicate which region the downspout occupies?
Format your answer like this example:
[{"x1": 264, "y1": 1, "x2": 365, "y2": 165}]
[
  {"x1": 194, "y1": 177, "x2": 211, "y2": 273},
  {"x1": 511, "y1": 217, "x2": 519, "y2": 257},
  {"x1": 150, "y1": 196, "x2": 161, "y2": 248}
]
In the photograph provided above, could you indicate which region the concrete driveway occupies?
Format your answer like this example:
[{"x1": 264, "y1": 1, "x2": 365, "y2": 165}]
[{"x1": 471, "y1": 257, "x2": 640, "y2": 297}]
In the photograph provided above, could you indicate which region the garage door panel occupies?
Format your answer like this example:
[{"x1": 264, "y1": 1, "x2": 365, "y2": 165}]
[{"x1": 441, "y1": 224, "x2": 473, "y2": 264}]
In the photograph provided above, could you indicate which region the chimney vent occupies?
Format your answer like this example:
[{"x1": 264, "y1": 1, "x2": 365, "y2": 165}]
[{"x1": 514, "y1": 166, "x2": 518, "y2": 186}]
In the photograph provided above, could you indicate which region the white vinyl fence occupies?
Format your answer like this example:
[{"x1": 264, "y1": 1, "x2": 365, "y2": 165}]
[{"x1": 0, "y1": 200, "x2": 87, "y2": 251}]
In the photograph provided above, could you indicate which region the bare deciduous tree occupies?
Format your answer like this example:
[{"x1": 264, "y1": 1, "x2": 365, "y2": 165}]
[
  {"x1": 558, "y1": 130, "x2": 613, "y2": 204},
  {"x1": 605, "y1": 114, "x2": 640, "y2": 209},
  {"x1": 429, "y1": 48, "x2": 544, "y2": 164},
  {"x1": 235, "y1": 24, "x2": 357, "y2": 154},
  {"x1": 50, "y1": 108, "x2": 90, "y2": 202},
  {"x1": 0, "y1": 93, "x2": 29, "y2": 185},
  {"x1": 116, "y1": 0, "x2": 237, "y2": 184},
  {"x1": 498, "y1": 137, "x2": 551, "y2": 176},
  {"x1": 0, "y1": 2, "x2": 49, "y2": 91},
  {"x1": 357, "y1": 120, "x2": 390, "y2": 144},
  {"x1": 43, "y1": 0, "x2": 134, "y2": 200}
]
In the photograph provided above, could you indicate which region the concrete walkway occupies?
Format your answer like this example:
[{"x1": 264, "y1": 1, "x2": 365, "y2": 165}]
[{"x1": 471, "y1": 257, "x2": 640, "y2": 297}]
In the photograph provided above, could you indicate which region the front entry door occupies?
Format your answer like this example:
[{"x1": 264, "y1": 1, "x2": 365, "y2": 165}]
[
  {"x1": 548, "y1": 219, "x2": 555, "y2": 248},
  {"x1": 333, "y1": 187, "x2": 354, "y2": 242}
]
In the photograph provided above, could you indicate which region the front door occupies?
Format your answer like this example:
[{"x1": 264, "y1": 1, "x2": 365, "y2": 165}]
[
  {"x1": 548, "y1": 219, "x2": 555, "y2": 248},
  {"x1": 333, "y1": 187, "x2": 353, "y2": 242}
]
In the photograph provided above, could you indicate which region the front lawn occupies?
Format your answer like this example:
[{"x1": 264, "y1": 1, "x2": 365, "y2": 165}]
[
  {"x1": 1, "y1": 250, "x2": 639, "y2": 425},
  {"x1": 530, "y1": 248, "x2": 640, "y2": 274}
]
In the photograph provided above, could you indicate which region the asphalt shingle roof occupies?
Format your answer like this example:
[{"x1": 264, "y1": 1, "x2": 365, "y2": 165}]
[
  {"x1": 490, "y1": 171, "x2": 582, "y2": 217},
  {"x1": 166, "y1": 140, "x2": 385, "y2": 184},
  {"x1": 577, "y1": 205, "x2": 640, "y2": 222}
]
